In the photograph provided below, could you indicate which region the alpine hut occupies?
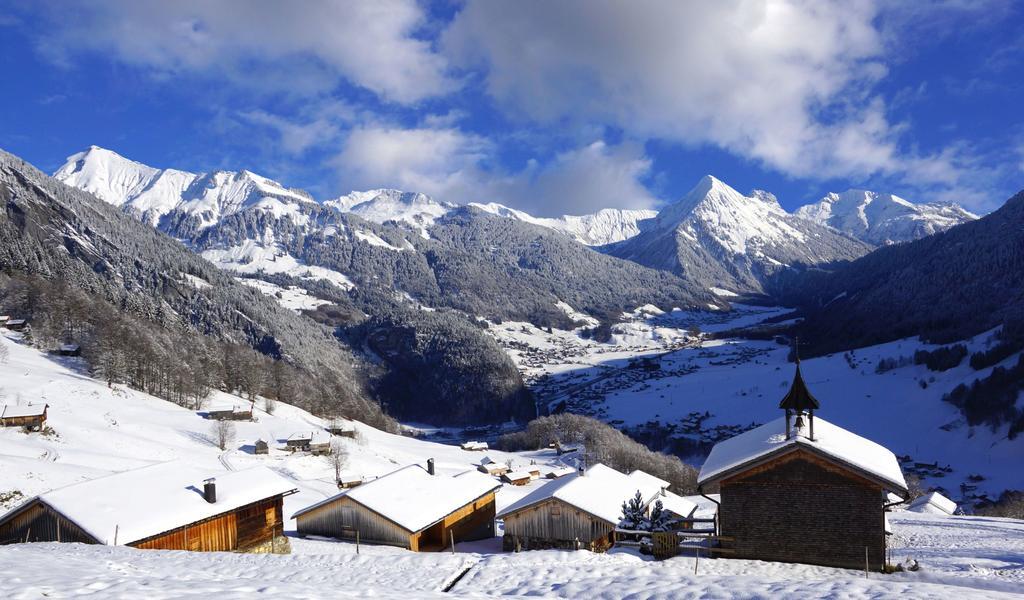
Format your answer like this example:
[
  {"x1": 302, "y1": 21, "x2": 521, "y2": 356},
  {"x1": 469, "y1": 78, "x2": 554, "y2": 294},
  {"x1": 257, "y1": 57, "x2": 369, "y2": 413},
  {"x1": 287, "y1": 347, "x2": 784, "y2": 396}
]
[
  {"x1": 477, "y1": 456, "x2": 509, "y2": 476},
  {"x1": 498, "y1": 464, "x2": 694, "y2": 552},
  {"x1": 0, "y1": 462, "x2": 297, "y2": 552},
  {"x1": 0, "y1": 404, "x2": 48, "y2": 430},
  {"x1": 206, "y1": 403, "x2": 253, "y2": 421},
  {"x1": 696, "y1": 361, "x2": 908, "y2": 571},
  {"x1": 293, "y1": 460, "x2": 500, "y2": 551}
]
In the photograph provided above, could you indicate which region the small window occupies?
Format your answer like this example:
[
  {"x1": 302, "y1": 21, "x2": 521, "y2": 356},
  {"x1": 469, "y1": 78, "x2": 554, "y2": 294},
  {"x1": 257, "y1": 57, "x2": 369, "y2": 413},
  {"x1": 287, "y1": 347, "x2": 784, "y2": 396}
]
[
  {"x1": 265, "y1": 507, "x2": 276, "y2": 526},
  {"x1": 341, "y1": 506, "x2": 355, "y2": 527},
  {"x1": 551, "y1": 504, "x2": 561, "y2": 516}
]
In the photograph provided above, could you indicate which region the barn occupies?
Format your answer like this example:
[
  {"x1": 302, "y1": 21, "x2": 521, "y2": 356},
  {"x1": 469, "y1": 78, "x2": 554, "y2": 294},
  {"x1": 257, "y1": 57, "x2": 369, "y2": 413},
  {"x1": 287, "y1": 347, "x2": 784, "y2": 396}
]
[
  {"x1": 293, "y1": 461, "x2": 500, "y2": 551},
  {"x1": 206, "y1": 403, "x2": 253, "y2": 421},
  {"x1": 697, "y1": 363, "x2": 908, "y2": 571},
  {"x1": 498, "y1": 464, "x2": 694, "y2": 552},
  {"x1": 0, "y1": 462, "x2": 297, "y2": 552},
  {"x1": 0, "y1": 404, "x2": 48, "y2": 430}
]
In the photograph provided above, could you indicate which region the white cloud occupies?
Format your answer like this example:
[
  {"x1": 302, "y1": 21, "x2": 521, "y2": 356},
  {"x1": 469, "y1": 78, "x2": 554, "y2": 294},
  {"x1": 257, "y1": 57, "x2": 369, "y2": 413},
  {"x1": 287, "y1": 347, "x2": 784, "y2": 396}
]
[
  {"x1": 334, "y1": 126, "x2": 656, "y2": 216},
  {"x1": 442, "y1": 1, "x2": 900, "y2": 180},
  {"x1": 36, "y1": 0, "x2": 453, "y2": 103},
  {"x1": 335, "y1": 126, "x2": 493, "y2": 196}
]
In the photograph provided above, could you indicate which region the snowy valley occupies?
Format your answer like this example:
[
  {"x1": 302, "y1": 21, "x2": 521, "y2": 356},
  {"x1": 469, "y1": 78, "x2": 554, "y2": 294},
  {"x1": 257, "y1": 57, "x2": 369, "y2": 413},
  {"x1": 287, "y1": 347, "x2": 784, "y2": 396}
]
[{"x1": 0, "y1": 323, "x2": 1022, "y2": 598}]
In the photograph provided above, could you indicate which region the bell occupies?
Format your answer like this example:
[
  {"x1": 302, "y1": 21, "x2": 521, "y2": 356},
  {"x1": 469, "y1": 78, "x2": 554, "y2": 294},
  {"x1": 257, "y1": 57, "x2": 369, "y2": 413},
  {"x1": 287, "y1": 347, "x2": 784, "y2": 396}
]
[{"x1": 794, "y1": 414, "x2": 806, "y2": 430}]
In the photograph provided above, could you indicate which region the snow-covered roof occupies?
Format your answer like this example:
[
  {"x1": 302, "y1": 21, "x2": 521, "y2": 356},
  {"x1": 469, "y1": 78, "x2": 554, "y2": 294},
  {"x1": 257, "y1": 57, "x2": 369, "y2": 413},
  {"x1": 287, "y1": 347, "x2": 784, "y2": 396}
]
[
  {"x1": 1, "y1": 462, "x2": 296, "y2": 545},
  {"x1": 292, "y1": 464, "x2": 500, "y2": 533},
  {"x1": 543, "y1": 466, "x2": 576, "y2": 478},
  {"x1": 907, "y1": 491, "x2": 957, "y2": 515},
  {"x1": 697, "y1": 416, "x2": 907, "y2": 494},
  {"x1": 287, "y1": 431, "x2": 313, "y2": 441},
  {"x1": 207, "y1": 403, "x2": 249, "y2": 413},
  {"x1": 309, "y1": 430, "x2": 331, "y2": 445},
  {"x1": 461, "y1": 441, "x2": 488, "y2": 450},
  {"x1": 657, "y1": 491, "x2": 698, "y2": 518},
  {"x1": 0, "y1": 404, "x2": 47, "y2": 418},
  {"x1": 6, "y1": 319, "x2": 26, "y2": 326},
  {"x1": 497, "y1": 464, "x2": 667, "y2": 525},
  {"x1": 59, "y1": 344, "x2": 80, "y2": 352},
  {"x1": 503, "y1": 470, "x2": 533, "y2": 481},
  {"x1": 628, "y1": 470, "x2": 670, "y2": 490}
]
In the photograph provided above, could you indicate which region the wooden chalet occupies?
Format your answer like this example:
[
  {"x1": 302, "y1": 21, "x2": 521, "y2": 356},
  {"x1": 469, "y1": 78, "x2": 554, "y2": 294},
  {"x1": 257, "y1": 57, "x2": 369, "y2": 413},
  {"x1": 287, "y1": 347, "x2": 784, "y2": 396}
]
[
  {"x1": 308, "y1": 431, "x2": 332, "y2": 455},
  {"x1": 696, "y1": 362, "x2": 909, "y2": 571},
  {"x1": 57, "y1": 343, "x2": 81, "y2": 357},
  {"x1": 326, "y1": 420, "x2": 357, "y2": 438},
  {"x1": 461, "y1": 441, "x2": 488, "y2": 451},
  {"x1": 293, "y1": 460, "x2": 500, "y2": 552},
  {"x1": 502, "y1": 470, "x2": 532, "y2": 486},
  {"x1": 0, "y1": 462, "x2": 297, "y2": 552},
  {"x1": 336, "y1": 472, "x2": 363, "y2": 489},
  {"x1": 498, "y1": 464, "x2": 692, "y2": 552},
  {"x1": 254, "y1": 439, "x2": 269, "y2": 455},
  {"x1": 206, "y1": 403, "x2": 253, "y2": 421},
  {"x1": 286, "y1": 431, "x2": 313, "y2": 451},
  {"x1": 4, "y1": 318, "x2": 27, "y2": 331},
  {"x1": 0, "y1": 404, "x2": 48, "y2": 430},
  {"x1": 477, "y1": 456, "x2": 509, "y2": 476}
]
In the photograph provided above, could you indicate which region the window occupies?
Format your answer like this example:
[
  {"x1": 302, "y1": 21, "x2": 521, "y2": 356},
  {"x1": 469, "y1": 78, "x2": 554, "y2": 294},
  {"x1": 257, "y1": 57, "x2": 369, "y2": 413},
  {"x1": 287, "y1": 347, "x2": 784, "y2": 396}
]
[
  {"x1": 551, "y1": 504, "x2": 561, "y2": 516},
  {"x1": 341, "y1": 506, "x2": 355, "y2": 527}
]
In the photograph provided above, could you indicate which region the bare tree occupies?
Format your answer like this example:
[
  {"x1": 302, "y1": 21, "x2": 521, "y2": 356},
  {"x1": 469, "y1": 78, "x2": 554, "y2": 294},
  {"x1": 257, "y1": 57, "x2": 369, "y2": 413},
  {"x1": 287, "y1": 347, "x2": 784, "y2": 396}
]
[
  {"x1": 263, "y1": 395, "x2": 277, "y2": 415},
  {"x1": 211, "y1": 419, "x2": 236, "y2": 451},
  {"x1": 325, "y1": 439, "x2": 349, "y2": 483},
  {"x1": 0, "y1": 340, "x2": 8, "y2": 364}
]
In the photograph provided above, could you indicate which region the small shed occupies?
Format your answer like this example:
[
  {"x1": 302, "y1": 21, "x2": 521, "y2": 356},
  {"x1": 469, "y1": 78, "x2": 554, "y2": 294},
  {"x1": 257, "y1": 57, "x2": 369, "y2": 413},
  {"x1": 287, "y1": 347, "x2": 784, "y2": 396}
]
[
  {"x1": 461, "y1": 441, "x2": 488, "y2": 451},
  {"x1": 0, "y1": 462, "x2": 297, "y2": 552},
  {"x1": 697, "y1": 363, "x2": 908, "y2": 571},
  {"x1": 293, "y1": 462, "x2": 500, "y2": 551},
  {"x1": 326, "y1": 420, "x2": 357, "y2": 438},
  {"x1": 498, "y1": 464, "x2": 669, "y2": 552},
  {"x1": 254, "y1": 439, "x2": 269, "y2": 455},
  {"x1": 477, "y1": 456, "x2": 509, "y2": 476},
  {"x1": 57, "y1": 344, "x2": 81, "y2": 357},
  {"x1": 552, "y1": 441, "x2": 581, "y2": 456},
  {"x1": 501, "y1": 470, "x2": 532, "y2": 486},
  {"x1": 4, "y1": 319, "x2": 27, "y2": 331},
  {"x1": 0, "y1": 404, "x2": 48, "y2": 430},
  {"x1": 907, "y1": 491, "x2": 958, "y2": 516},
  {"x1": 337, "y1": 472, "x2": 363, "y2": 489}
]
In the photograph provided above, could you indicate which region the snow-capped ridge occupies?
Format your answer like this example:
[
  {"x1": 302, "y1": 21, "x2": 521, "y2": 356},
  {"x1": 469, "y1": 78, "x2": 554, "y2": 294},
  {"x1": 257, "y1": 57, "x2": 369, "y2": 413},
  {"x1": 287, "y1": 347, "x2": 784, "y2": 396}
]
[{"x1": 795, "y1": 189, "x2": 977, "y2": 245}]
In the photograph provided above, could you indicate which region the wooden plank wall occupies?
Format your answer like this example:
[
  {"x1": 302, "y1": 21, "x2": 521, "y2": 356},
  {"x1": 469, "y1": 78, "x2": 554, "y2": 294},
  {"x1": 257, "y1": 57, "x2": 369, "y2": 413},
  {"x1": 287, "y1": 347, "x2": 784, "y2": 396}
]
[
  {"x1": 0, "y1": 502, "x2": 96, "y2": 545},
  {"x1": 503, "y1": 498, "x2": 614, "y2": 548},
  {"x1": 295, "y1": 496, "x2": 412, "y2": 548},
  {"x1": 133, "y1": 496, "x2": 283, "y2": 551}
]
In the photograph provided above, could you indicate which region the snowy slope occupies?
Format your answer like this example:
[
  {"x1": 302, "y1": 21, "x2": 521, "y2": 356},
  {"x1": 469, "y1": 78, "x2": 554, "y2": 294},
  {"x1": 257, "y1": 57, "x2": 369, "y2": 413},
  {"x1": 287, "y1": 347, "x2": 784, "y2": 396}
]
[
  {"x1": 470, "y1": 202, "x2": 657, "y2": 246},
  {"x1": 485, "y1": 304, "x2": 1024, "y2": 501},
  {"x1": 325, "y1": 189, "x2": 456, "y2": 238},
  {"x1": 604, "y1": 176, "x2": 873, "y2": 292},
  {"x1": 0, "y1": 331, "x2": 554, "y2": 531},
  {"x1": 1, "y1": 511, "x2": 1022, "y2": 598},
  {"x1": 796, "y1": 189, "x2": 977, "y2": 245}
]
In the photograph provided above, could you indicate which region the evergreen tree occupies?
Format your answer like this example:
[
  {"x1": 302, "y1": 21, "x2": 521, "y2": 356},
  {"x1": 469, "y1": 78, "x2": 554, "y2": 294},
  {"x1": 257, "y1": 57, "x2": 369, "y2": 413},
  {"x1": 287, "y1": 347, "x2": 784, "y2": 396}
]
[{"x1": 620, "y1": 490, "x2": 646, "y2": 530}]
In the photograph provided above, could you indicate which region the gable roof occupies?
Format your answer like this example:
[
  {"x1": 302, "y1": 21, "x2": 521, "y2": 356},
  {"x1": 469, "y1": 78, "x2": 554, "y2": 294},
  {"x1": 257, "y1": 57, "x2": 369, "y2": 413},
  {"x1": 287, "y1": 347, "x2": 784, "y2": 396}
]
[
  {"x1": 656, "y1": 491, "x2": 699, "y2": 518},
  {"x1": 907, "y1": 491, "x2": 957, "y2": 515},
  {"x1": 292, "y1": 464, "x2": 500, "y2": 533},
  {"x1": 0, "y1": 404, "x2": 47, "y2": 418},
  {"x1": 0, "y1": 462, "x2": 296, "y2": 545},
  {"x1": 497, "y1": 464, "x2": 667, "y2": 525},
  {"x1": 697, "y1": 416, "x2": 907, "y2": 494}
]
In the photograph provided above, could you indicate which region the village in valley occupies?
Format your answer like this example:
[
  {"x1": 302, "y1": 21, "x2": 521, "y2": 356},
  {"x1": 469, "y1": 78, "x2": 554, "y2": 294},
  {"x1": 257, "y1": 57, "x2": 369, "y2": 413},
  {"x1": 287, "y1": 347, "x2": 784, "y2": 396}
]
[{"x1": 0, "y1": 308, "x2": 1021, "y2": 599}]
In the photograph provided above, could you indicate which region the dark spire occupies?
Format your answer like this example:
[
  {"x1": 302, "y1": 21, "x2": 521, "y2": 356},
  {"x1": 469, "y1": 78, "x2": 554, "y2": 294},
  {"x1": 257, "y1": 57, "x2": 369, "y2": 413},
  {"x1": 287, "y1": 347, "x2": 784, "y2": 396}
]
[{"x1": 779, "y1": 362, "x2": 820, "y2": 412}]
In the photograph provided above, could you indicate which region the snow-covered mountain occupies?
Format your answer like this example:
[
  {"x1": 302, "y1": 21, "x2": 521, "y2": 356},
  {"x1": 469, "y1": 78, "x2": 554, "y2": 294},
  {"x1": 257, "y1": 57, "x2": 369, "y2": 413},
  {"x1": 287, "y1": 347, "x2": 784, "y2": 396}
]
[
  {"x1": 470, "y1": 202, "x2": 656, "y2": 246},
  {"x1": 795, "y1": 189, "x2": 977, "y2": 245},
  {"x1": 55, "y1": 146, "x2": 315, "y2": 229},
  {"x1": 53, "y1": 146, "x2": 649, "y2": 247},
  {"x1": 604, "y1": 175, "x2": 873, "y2": 294}
]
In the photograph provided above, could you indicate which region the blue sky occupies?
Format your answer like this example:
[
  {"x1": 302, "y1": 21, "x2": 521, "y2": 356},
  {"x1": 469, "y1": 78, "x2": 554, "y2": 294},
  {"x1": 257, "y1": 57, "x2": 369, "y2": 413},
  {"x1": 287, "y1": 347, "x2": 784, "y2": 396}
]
[{"x1": 1, "y1": 1, "x2": 1022, "y2": 216}]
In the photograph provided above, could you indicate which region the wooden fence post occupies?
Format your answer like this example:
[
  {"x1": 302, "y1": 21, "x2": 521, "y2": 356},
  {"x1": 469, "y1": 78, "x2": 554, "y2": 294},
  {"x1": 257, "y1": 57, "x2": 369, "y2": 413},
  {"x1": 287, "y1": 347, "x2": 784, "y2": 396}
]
[
  {"x1": 865, "y1": 547, "x2": 869, "y2": 578},
  {"x1": 450, "y1": 530, "x2": 456, "y2": 554},
  {"x1": 356, "y1": 530, "x2": 360, "y2": 554},
  {"x1": 24, "y1": 527, "x2": 31, "y2": 543}
]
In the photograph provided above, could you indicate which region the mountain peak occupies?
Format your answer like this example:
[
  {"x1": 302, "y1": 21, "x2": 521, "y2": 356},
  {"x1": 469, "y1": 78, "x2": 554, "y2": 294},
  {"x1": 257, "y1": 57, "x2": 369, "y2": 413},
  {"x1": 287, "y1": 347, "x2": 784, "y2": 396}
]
[{"x1": 795, "y1": 189, "x2": 977, "y2": 245}]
